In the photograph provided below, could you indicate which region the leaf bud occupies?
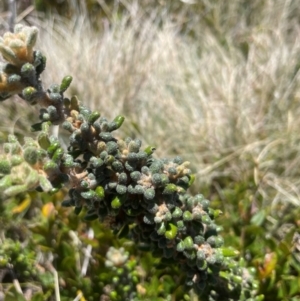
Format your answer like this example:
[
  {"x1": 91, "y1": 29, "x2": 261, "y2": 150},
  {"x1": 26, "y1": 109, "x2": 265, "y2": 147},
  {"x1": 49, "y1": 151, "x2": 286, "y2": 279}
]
[
  {"x1": 106, "y1": 141, "x2": 118, "y2": 155},
  {"x1": 149, "y1": 160, "x2": 163, "y2": 173},
  {"x1": 80, "y1": 122, "x2": 90, "y2": 134},
  {"x1": 38, "y1": 133, "x2": 51, "y2": 149},
  {"x1": 173, "y1": 156, "x2": 183, "y2": 164},
  {"x1": 0, "y1": 44, "x2": 17, "y2": 64},
  {"x1": 172, "y1": 207, "x2": 183, "y2": 218},
  {"x1": 112, "y1": 160, "x2": 124, "y2": 172},
  {"x1": 70, "y1": 95, "x2": 79, "y2": 110},
  {"x1": 163, "y1": 183, "x2": 177, "y2": 194},
  {"x1": 22, "y1": 86, "x2": 37, "y2": 103},
  {"x1": 87, "y1": 110, "x2": 100, "y2": 124},
  {"x1": 95, "y1": 186, "x2": 105, "y2": 199},
  {"x1": 99, "y1": 151, "x2": 108, "y2": 160},
  {"x1": 164, "y1": 211, "x2": 172, "y2": 221},
  {"x1": 80, "y1": 180, "x2": 89, "y2": 189},
  {"x1": 0, "y1": 175, "x2": 12, "y2": 190},
  {"x1": 124, "y1": 137, "x2": 132, "y2": 145},
  {"x1": 160, "y1": 174, "x2": 170, "y2": 185},
  {"x1": 209, "y1": 208, "x2": 223, "y2": 219},
  {"x1": 0, "y1": 160, "x2": 11, "y2": 174},
  {"x1": 183, "y1": 249, "x2": 196, "y2": 260},
  {"x1": 200, "y1": 198, "x2": 210, "y2": 210},
  {"x1": 104, "y1": 155, "x2": 115, "y2": 165},
  {"x1": 214, "y1": 251, "x2": 224, "y2": 264},
  {"x1": 144, "y1": 188, "x2": 155, "y2": 200},
  {"x1": 60, "y1": 75, "x2": 73, "y2": 93},
  {"x1": 207, "y1": 235, "x2": 224, "y2": 248},
  {"x1": 107, "y1": 182, "x2": 117, "y2": 190},
  {"x1": 176, "y1": 241, "x2": 185, "y2": 252},
  {"x1": 79, "y1": 105, "x2": 91, "y2": 117},
  {"x1": 135, "y1": 184, "x2": 145, "y2": 194},
  {"x1": 128, "y1": 140, "x2": 140, "y2": 153},
  {"x1": 196, "y1": 259, "x2": 207, "y2": 271},
  {"x1": 23, "y1": 146, "x2": 38, "y2": 165},
  {"x1": 7, "y1": 135, "x2": 18, "y2": 143},
  {"x1": 109, "y1": 115, "x2": 125, "y2": 131},
  {"x1": 7, "y1": 74, "x2": 21, "y2": 83},
  {"x1": 156, "y1": 222, "x2": 166, "y2": 235},
  {"x1": 147, "y1": 203, "x2": 158, "y2": 214},
  {"x1": 99, "y1": 121, "x2": 108, "y2": 132},
  {"x1": 21, "y1": 62, "x2": 35, "y2": 77},
  {"x1": 197, "y1": 250, "x2": 206, "y2": 261},
  {"x1": 183, "y1": 236, "x2": 194, "y2": 250},
  {"x1": 125, "y1": 161, "x2": 135, "y2": 172},
  {"x1": 47, "y1": 105, "x2": 59, "y2": 120},
  {"x1": 47, "y1": 141, "x2": 60, "y2": 156},
  {"x1": 130, "y1": 171, "x2": 141, "y2": 182},
  {"x1": 10, "y1": 155, "x2": 23, "y2": 166},
  {"x1": 34, "y1": 50, "x2": 46, "y2": 74},
  {"x1": 81, "y1": 190, "x2": 96, "y2": 199},
  {"x1": 144, "y1": 145, "x2": 156, "y2": 156},
  {"x1": 168, "y1": 167, "x2": 177, "y2": 175},
  {"x1": 165, "y1": 223, "x2": 178, "y2": 240},
  {"x1": 201, "y1": 214, "x2": 211, "y2": 225},
  {"x1": 183, "y1": 210, "x2": 193, "y2": 221},
  {"x1": 188, "y1": 174, "x2": 195, "y2": 187},
  {"x1": 177, "y1": 220, "x2": 186, "y2": 231},
  {"x1": 117, "y1": 173, "x2": 127, "y2": 185},
  {"x1": 25, "y1": 26, "x2": 38, "y2": 49},
  {"x1": 127, "y1": 152, "x2": 138, "y2": 162},
  {"x1": 99, "y1": 132, "x2": 114, "y2": 142},
  {"x1": 41, "y1": 113, "x2": 50, "y2": 121},
  {"x1": 141, "y1": 166, "x2": 150, "y2": 175},
  {"x1": 116, "y1": 184, "x2": 127, "y2": 195},
  {"x1": 96, "y1": 141, "x2": 106, "y2": 154},
  {"x1": 194, "y1": 235, "x2": 205, "y2": 245},
  {"x1": 111, "y1": 195, "x2": 123, "y2": 209},
  {"x1": 52, "y1": 147, "x2": 64, "y2": 163},
  {"x1": 151, "y1": 173, "x2": 161, "y2": 185},
  {"x1": 43, "y1": 160, "x2": 58, "y2": 172},
  {"x1": 154, "y1": 216, "x2": 163, "y2": 223}
]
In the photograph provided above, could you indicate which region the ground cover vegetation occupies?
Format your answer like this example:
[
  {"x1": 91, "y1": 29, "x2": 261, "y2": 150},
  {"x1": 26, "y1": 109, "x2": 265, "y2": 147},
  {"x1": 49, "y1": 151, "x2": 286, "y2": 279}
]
[{"x1": 0, "y1": 1, "x2": 299, "y2": 300}]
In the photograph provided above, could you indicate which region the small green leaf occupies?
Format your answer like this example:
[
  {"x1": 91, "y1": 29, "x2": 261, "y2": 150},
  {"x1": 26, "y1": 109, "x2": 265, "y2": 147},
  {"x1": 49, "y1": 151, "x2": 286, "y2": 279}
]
[
  {"x1": 60, "y1": 75, "x2": 73, "y2": 93},
  {"x1": 183, "y1": 236, "x2": 194, "y2": 250},
  {"x1": 163, "y1": 183, "x2": 177, "y2": 194},
  {"x1": 0, "y1": 159, "x2": 11, "y2": 174},
  {"x1": 144, "y1": 145, "x2": 156, "y2": 156},
  {"x1": 109, "y1": 115, "x2": 125, "y2": 131},
  {"x1": 220, "y1": 248, "x2": 240, "y2": 257},
  {"x1": 38, "y1": 132, "x2": 51, "y2": 149},
  {"x1": 111, "y1": 195, "x2": 123, "y2": 209},
  {"x1": 165, "y1": 223, "x2": 178, "y2": 240},
  {"x1": 88, "y1": 111, "x2": 100, "y2": 124}
]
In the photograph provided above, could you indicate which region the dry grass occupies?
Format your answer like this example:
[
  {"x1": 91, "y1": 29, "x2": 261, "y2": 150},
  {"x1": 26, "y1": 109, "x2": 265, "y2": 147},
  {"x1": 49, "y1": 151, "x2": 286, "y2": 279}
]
[{"x1": 2, "y1": 0, "x2": 300, "y2": 212}]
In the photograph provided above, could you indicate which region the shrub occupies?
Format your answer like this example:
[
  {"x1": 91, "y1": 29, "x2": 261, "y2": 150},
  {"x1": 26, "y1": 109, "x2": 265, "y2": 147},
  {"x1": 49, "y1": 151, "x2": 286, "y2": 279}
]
[{"x1": 0, "y1": 24, "x2": 265, "y2": 301}]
